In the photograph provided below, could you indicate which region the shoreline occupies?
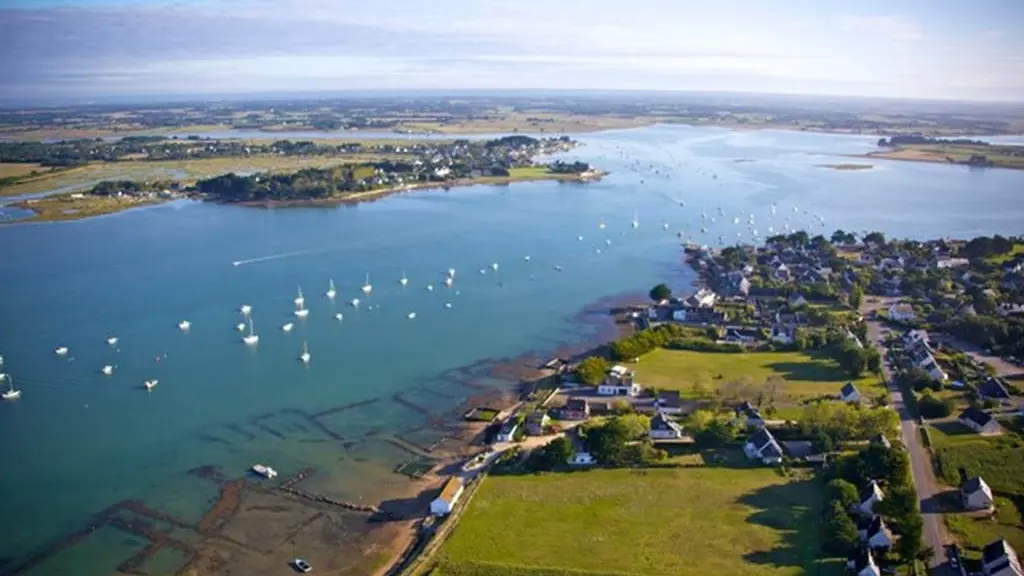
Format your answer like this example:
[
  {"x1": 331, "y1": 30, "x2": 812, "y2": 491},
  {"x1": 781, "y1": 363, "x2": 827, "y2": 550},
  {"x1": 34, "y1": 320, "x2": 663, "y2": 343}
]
[{"x1": 847, "y1": 151, "x2": 1024, "y2": 170}]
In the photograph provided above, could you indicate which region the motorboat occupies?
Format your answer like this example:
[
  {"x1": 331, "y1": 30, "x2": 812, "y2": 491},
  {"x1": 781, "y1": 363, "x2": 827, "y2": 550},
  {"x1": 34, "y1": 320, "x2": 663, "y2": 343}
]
[
  {"x1": 326, "y1": 279, "x2": 336, "y2": 299},
  {"x1": 399, "y1": 271, "x2": 408, "y2": 286},
  {"x1": 361, "y1": 274, "x2": 373, "y2": 294},
  {"x1": 101, "y1": 365, "x2": 114, "y2": 376},
  {"x1": 407, "y1": 312, "x2": 416, "y2": 320},
  {"x1": 144, "y1": 379, "x2": 159, "y2": 391},
  {"x1": 445, "y1": 302, "x2": 452, "y2": 309},
  {"x1": 107, "y1": 336, "x2": 119, "y2": 346},
  {"x1": 282, "y1": 322, "x2": 294, "y2": 332},
  {"x1": 335, "y1": 312, "x2": 344, "y2": 321},
  {"x1": 426, "y1": 284, "x2": 434, "y2": 291},
  {"x1": 299, "y1": 342, "x2": 310, "y2": 364},
  {"x1": 447, "y1": 268, "x2": 455, "y2": 278},
  {"x1": 251, "y1": 463, "x2": 278, "y2": 478},
  {"x1": 491, "y1": 263, "x2": 499, "y2": 271},
  {"x1": 294, "y1": 287, "x2": 305, "y2": 306},
  {"x1": 524, "y1": 255, "x2": 531, "y2": 262},
  {"x1": 236, "y1": 322, "x2": 246, "y2": 332},
  {"x1": 350, "y1": 298, "x2": 360, "y2": 307},
  {"x1": 178, "y1": 320, "x2": 191, "y2": 331},
  {"x1": 55, "y1": 346, "x2": 69, "y2": 356},
  {"x1": 242, "y1": 318, "x2": 259, "y2": 345},
  {"x1": 294, "y1": 301, "x2": 309, "y2": 318},
  {"x1": 240, "y1": 304, "x2": 252, "y2": 315},
  {"x1": 444, "y1": 277, "x2": 453, "y2": 287},
  {"x1": 1, "y1": 373, "x2": 21, "y2": 400}
]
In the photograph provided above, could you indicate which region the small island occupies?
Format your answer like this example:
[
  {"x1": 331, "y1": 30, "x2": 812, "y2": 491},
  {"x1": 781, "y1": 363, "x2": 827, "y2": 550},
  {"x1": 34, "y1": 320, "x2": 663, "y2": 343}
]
[
  {"x1": 817, "y1": 163, "x2": 874, "y2": 171},
  {"x1": 864, "y1": 135, "x2": 1024, "y2": 169}
]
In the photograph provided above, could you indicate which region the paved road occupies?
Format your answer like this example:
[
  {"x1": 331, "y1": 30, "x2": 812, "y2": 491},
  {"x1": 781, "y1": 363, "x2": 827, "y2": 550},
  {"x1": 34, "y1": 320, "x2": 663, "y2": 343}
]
[{"x1": 866, "y1": 320, "x2": 949, "y2": 573}]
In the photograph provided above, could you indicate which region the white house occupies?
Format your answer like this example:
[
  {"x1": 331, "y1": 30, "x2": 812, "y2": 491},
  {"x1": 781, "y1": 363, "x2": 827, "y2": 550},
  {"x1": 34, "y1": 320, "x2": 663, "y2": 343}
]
[
  {"x1": 982, "y1": 539, "x2": 1024, "y2": 576},
  {"x1": 496, "y1": 418, "x2": 520, "y2": 442},
  {"x1": 743, "y1": 428, "x2": 783, "y2": 465},
  {"x1": 962, "y1": 476, "x2": 995, "y2": 512},
  {"x1": 429, "y1": 476, "x2": 465, "y2": 516},
  {"x1": 770, "y1": 323, "x2": 795, "y2": 345},
  {"x1": 840, "y1": 382, "x2": 862, "y2": 403},
  {"x1": 597, "y1": 365, "x2": 641, "y2": 397},
  {"x1": 859, "y1": 516, "x2": 894, "y2": 550},
  {"x1": 888, "y1": 303, "x2": 916, "y2": 321},
  {"x1": 686, "y1": 288, "x2": 717, "y2": 308},
  {"x1": 649, "y1": 412, "x2": 684, "y2": 440},
  {"x1": 847, "y1": 549, "x2": 882, "y2": 576},
  {"x1": 734, "y1": 402, "x2": 766, "y2": 429},
  {"x1": 902, "y1": 329, "x2": 930, "y2": 348},
  {"x1": 858, "y1": 480, "x2": 885, "y2": 517},
  {"x1": 960, "y1": 407, "x2": 1002, "y2": 436}
]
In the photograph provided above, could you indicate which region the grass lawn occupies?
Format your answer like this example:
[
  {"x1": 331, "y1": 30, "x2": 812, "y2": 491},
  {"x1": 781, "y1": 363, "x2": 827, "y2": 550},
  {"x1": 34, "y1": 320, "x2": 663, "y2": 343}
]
[
  {"x1": 632, "y1": 348, "x2": 885, "y2": 402},
  {"x1": 933, "y1": 429, "x2": 1024, "y2": 494},
  {"x1": 0, "y1": 162, "x2": 46, "y2": 179},
  {"x1": 946, "y1": 498, "x2": 1024, "y2": 563},
  {"x1": 436, "y1": 467, "x2": 838, "y2": 576}
]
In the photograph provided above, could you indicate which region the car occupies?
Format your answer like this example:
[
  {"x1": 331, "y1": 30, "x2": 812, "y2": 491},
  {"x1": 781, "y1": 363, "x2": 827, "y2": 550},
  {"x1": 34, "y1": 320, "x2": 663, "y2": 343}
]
[
  {"x1": 293, "y1": 558, "x2": 312, "y2": 573},
  {"x1": 949, "y1": 555, "x2": 959, "y2": 569}
]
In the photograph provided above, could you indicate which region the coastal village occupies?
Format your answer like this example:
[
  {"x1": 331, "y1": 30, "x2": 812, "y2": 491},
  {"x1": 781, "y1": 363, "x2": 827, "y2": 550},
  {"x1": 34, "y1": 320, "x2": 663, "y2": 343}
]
[{"x1": 400, "y1": 231, "x2": 1024, "y2": 576}]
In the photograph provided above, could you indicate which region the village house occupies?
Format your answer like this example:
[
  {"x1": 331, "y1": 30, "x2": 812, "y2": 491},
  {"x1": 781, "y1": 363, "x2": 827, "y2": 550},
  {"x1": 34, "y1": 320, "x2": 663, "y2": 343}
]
[
  {"x1": 655, "y1": 390, "x2": 686, "y2": 415},
  {"x1": 858, "y1": 480, "x2": 885, "y2": 517},
  {"x1": 858, "y1": 516, "x2": 894, "y2": 550},
  {"x1": 672, "y1": 305, "x2": 727, "y2": 325},
  {"x1": 961, "y1": 476, "x2": 995, "y2": 512},
  {"x1": 936, "y1": 257, "x2": 970, "y2": 269},
  {"x1": 734, "y1": 402, "x2": 766, "y2": 429},
  {"x1": 959, "y1": 407, "x2": 1002, "y2": 436},
  {"x1": 847, "y1": 548, "x2": 882, "y2": 576},
  {"x1": 496, "y1": 417, "x2": 520, "y2": 442},
  {"x1": 597, "y1": 365, "x2": 641, "y2": 397},
  {"x1": 840, "y1": 382, "x2": 862, "y2": 403},
  {"x1": 787, "y1": 293, "x2": 807, "y2": 308},
  {"x1": 888, "y1": 303, "x2": 916, "y2": 322},
  {"x1": 567, "y1": 434, "x2": 596, "y2": 466},
  {"x1": 979, "y1": 378, "x2": 1012, "y2": 404},
  {"x1": 743, "y1": 428, "x2": 783, "y2": 465},
  {"x1": 525, "y1": 411, "x2": 551, "y2": 436},
  {"x1": 770, "y1": 323, "x2": 796, "y2": 345},
  {"x1": 724, "y1": 328, "x2": 759, "y2": 345},
  {"x1": 906, "y1": 341, "x2": 947, "y2": 382},
  {"x1": 649, "y1": 412, "x2": 685, "y2": 440},
  {"x1": 559, "y1": 398, "x2": 590, "y2": 421},
  {"x1": 429, "y1": 476, "x2": 465, "y2": 516},
  {"x1": 686, "y1": 287, "x2": 718, "y2": 308},
  {"x1": 982, "y1": 538, "x2": 1023, "y2": 576}
]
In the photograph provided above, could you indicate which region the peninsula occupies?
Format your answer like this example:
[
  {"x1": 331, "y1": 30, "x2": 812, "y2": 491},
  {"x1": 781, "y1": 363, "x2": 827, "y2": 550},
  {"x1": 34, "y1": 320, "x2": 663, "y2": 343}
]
[{"x1": 862, "y1": 135, "x2": 1024, "y2": 170}]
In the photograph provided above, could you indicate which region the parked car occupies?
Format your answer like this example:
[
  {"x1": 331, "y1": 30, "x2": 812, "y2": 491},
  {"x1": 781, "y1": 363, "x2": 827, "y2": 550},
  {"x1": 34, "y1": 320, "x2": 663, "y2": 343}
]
[{"x1": 293, "y1": 558, "x2": 312, "y2": 573}]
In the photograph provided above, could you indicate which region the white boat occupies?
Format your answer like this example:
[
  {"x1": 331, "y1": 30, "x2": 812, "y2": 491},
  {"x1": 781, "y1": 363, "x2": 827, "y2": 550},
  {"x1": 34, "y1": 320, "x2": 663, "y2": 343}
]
[
  {"x1": 445, "y1": 302, "x2": 452, "y2": 309},
  {"x1": 350, "y1": 298, "x2": 360, "y2": 307},
  {"x1": 524, "y1": 255, "x2": 531, "y2": 262},
  {"x1": 240, "y1": 304, "x2": 252, "y2": 315},
  {"x1": 294, "y1": 287, "x2": 305, "y2": 306},
  {"x1": 491, "y1": 263, "x2": 499, "y2": 271},
  {"x1": 632, "y1": 211, "x2": 639, "y2": 228},
  {"x1": 577, "y1": 235, "x2": 584, "y2": 241},
  {"x1": 444, "y1": 277, "x2": 453, "y2": 287},
  {"x1": 598, "y1": 219, "x2": 606, "y2": 230},
  {"x1": 236, "y1": 322, "x2": 246, "y2": 332},
  {"x1": 144, "y1": 379, "x2": 158, "y2": 391},
  {"x1": 326, "y1": 279, "x2": 336, "y2": 299},
  {"x1": 101, "y1": 365, "x2": 114, "y2": 376},
  {"x1": 251, "y1": 463, "x2": 277, "y2": 478},
  {"x1": 1, "y1": 373, "x2": 21, "y2": 400},
  {"x1": 299, "y1": 342, "x2": 311, "y2": 364},
  {"x1": 426, "y1": 284, "x2": 434, "y2": 291},
  {"x1": 335, "y1": 312, "x2": 344, "y2": 321},
  {"x1": 294, "y1": 300, "x2": 309, "y2": 318},
  {"x1": 107, "y1": 336, "x2": 119, "y2": 346},
  {"x1": 662, "y1": 223, "x2": 669, "y2": 230},
  {"x1": 178, "y1": 320, "x2": 191, "y2": 331},
  {"x1": 242, "y1": 318, "x2": 259, "y2": 346},
  {"x1": 605, "y1": 239, "x2": 612, "y2": 246},
  {"x1": 282, "y1": 322, "x2": 294, "y2": 332},
  {"x1": 447, "y1": 268, "x2": 456, "y2": 278},
  {"x1": 361, "y1": 274, "x2": 373, "y2": 294},
  {"x1": 553, "y1": 265, "x2": 564, "y2": 272},
  {"x1": 55, "y1": 346, "x2": 69, "y2": 356},
  {"x1": 400, "y1": 271, "x2": 408, "y2": 286},
  {"x1": 407, "y1": 312, "x2": 416, "y2": 320}
]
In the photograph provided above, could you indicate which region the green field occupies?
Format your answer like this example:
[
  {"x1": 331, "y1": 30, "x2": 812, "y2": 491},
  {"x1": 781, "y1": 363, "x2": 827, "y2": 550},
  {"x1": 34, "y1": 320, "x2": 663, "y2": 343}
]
[
  {"x1": 435, "y1": 467, "x2": 837, "y2": 576},
  {"x1": 632, "y1": 349, "x2": 885, "y2": 402}
]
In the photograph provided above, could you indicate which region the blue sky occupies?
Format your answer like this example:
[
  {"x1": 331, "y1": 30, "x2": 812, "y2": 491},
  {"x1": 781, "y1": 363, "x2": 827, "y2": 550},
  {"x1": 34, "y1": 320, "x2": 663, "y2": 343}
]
[{"x1": 1, "y1": 0, "x2": 1022, "y2": 103}]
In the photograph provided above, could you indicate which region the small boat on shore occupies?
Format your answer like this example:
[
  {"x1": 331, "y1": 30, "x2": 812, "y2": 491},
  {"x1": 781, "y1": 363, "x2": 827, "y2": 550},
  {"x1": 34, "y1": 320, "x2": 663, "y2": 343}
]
[
  {"x1": 144, "y1": 379, "x2": 158, "y2": 391},
  {"x1": 251, "y1": 463, "x2": 277, "y2": 478}
]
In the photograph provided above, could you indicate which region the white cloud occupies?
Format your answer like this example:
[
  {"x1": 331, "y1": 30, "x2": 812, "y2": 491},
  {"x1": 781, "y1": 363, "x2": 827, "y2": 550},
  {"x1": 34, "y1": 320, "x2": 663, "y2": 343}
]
[{"x1": 838, "y1": 14, "x2": 924, "y2": 42}]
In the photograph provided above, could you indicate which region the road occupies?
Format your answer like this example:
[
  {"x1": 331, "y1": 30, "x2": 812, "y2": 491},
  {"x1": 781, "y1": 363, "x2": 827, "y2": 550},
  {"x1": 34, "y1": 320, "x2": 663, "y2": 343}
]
[{"x1": 866, "y1": 319, "x2": 951, "y2": 574}]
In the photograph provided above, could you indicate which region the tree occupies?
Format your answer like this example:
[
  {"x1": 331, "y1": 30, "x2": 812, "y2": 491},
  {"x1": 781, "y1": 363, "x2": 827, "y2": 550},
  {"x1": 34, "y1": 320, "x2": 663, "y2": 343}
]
[
  {"x1": 918, "y1": 393, "x2": 954, "y2": 419},
  {"x1": 875, "y1": 484, "x2": 919, "y2": 532},
  {"x1": 823, "y1": 501, "x2": 860, "y2": 554},
  {"x1": 576, "y1": 356, "x2": 609, "y2": 386},
  {"x1": 695, "y1": 420, "x2": 735, "y2": 449},
  {"x1": 528, "y1": 436, "x2": 574, "y2": 470},
  {"x1": 825, "y1": 479, "x2": 860, "y2": 511},
  {"x1": 894, "y1": 513, "x2": 923, "y2": 563},
  {"x1": 849, "y1": 284, "x2": 864, "y2": 310},
  {"x1": 649, "y1": 283, "x2": 672, "y2": 302},
  {"x1": 863, "y1": 231, "x2": 886, "y2": 246}
]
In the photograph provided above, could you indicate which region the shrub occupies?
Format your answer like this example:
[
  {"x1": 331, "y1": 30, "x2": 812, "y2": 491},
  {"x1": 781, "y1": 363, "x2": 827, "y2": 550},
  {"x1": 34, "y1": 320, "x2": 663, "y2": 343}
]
[{"x1": 917, "y1": 393, "x2": 953, "y2": 419}]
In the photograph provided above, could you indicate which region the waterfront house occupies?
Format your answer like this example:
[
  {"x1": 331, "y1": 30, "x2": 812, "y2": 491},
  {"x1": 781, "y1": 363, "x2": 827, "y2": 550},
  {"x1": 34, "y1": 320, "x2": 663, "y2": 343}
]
[
  {"x1": 598, "y1": 365, "x2": 641, "y2": 397},
  {"x1": 649, "y1": 412, "x2": 685, "y2": 440},
  {"x1": 858, "y1": 480, "x2": 885, "y2": 517},
  {"x1": 496, "y1": 417, "x2": 520, "y2": 442},
  {"x1": 840, "y1": 382, "x2": 862, "y2": 403},
  {"x1": 888, "y1": 303, "x2": 916, "y2": 321},
  {"x1": 979, "y1": 378, "x2": 1012, "y2": 404},
  {"x1": 961, "y1": 476, "x2": 995, "y2": 512},
  {"x1": 858, "y1": 516, "x2": 894, "y2": 550},
  {"x1": 847, "y1": 549, "x2": 882, "y2": 576},
  {"x1": 559, "y1": 398, "x2": 590, "y2": 421},
  {"x1": 685, "y1": 287, "x2": 718, "y2": 308},
  {"x1": 959, "y1": 407, "x2": 1001, "y2": 436},
  {"x1": 982, "y1": 538, "x2": 1023, "y2": 576},
  {"x1": 743, "y1": 428, "x2": 783, "y2": 465},
  {"x1": 429, "y1": 476, "x2": 465, "y2": 516},
  {"x1": 525, "y1": 411, "x2": 551, "y2": 436},
  {"x1": 734, "y1": 402, "x2": 766, "y2": 429}
]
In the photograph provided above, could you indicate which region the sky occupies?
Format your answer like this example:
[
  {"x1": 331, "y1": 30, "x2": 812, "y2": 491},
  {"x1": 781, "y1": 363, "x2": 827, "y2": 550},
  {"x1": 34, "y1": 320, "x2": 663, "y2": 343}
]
[{"x1": 1, "y1": 0, "x2": 1023, "y2": 103}]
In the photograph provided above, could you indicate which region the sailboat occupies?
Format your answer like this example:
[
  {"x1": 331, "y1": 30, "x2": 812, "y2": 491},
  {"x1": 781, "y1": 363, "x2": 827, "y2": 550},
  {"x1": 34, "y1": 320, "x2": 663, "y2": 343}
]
[
  {"x1": 240, "y1": 304, "x2": 252, "y2": 315},
  {"x1": 107, "y1": 336, "x2": 119, "y2": 346},
  {"x1": 282, "y1": 322, "x2": 294, "y2": 332},
  {"x1": 242, "y1": 318, "x2": 259, "y2": 345},
  {"x1": 491, "y1": 263, "x2": 499, "y2": 271},
  {"x1": 447, "y1": 268, "x2": 456, "y2": 278},
  {"x1": 144, "y1": 379, "x2": 158, "y2": 391},
  {"x1": 444, "y1": 276, "x2": 453, "y2": 287},
  {"x1": 400, "y1": 270, "x2": 408, "y2": 286},
  {"x1": 598, "y1": 219, "x2": 606, "y2": 230},
  {"x1": 1, "y1": 373, "x2": 21, "y2": 400},
  {"x1": 632, "y1": 211, "x2": 639, "y2": 228},
  {"x1": 350, "y1": 298, "x2": 360, "y2": 307},
  {"x1": 236, "y1": 322, "x2": 246, "y2": 332},
  {"x1": 178, "y1": 320, "x2": 191, "y2": 331},
  {"x1": 426, "y1": 284, "x2": 434, "y2": 291},
  {"x1": 361, "y1": 274, "x2": 373, "y2": 294},
  {"x1": 524, "y1": 255, "x2": 531, "y2": 262},
  {"x1": 335, "y1": 312, "x2": 344, "y2": 321},
  {"x1": 294, "y1": 287, "x2": 305, "y2": 306},
  {"x1": 407, "y1": 312, "x2": 417, "y2": 320},
  {"x1": 294, "y1": 299, "x2": 309, "y2": 318},
  {"x1": 55, "y1": 346, "x2": 69, "y2": 356},
  {"x1": 326, "y1": 279, "x2": 336, "y2": 299},
  {"x1": 101, "y1": 365, "x2": 114, "y2": 376},
  {"x1": 299, "y1": 342, "x2": 311, "y2": 364}
]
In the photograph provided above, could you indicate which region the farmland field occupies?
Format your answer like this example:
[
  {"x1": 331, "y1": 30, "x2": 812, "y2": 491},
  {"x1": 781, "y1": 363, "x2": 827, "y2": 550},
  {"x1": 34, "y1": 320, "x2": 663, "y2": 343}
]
[
  {"x1": 631, "y1": 348, "x2": 885, "y2": 402},
  {"x1": 434, "y1": 467, "x2": 839, "y2": 576}
]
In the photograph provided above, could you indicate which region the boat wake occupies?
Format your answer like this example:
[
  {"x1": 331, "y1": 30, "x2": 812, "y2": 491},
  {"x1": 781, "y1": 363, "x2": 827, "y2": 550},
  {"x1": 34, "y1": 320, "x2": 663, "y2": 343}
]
[{"x1": 232, "y1": 249, "x2": 334, "y2": 267}]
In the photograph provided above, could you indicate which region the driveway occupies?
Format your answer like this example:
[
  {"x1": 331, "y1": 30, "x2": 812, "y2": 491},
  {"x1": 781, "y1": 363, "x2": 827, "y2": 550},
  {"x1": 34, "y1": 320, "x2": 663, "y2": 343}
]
[{"x1": 865, "y1": 319, "x2": 949, "y2": 571}]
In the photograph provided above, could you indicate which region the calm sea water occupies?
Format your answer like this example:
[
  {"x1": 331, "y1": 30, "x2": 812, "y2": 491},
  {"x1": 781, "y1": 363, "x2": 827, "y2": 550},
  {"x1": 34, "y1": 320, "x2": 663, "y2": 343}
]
[{"x1": 1, "y1": 125, "x2": 1022, "y2": 574}]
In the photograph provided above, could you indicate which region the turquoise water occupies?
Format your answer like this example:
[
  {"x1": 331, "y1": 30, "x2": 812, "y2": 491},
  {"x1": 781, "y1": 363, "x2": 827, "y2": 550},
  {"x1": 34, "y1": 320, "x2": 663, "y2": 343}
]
[{"x1": 0, "y1": 125, "x2": 1022, "y2": 574}]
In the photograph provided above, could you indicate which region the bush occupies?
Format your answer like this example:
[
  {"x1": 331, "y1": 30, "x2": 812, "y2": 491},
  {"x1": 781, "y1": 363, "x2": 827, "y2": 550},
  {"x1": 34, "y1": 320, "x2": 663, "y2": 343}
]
[
  {"x1": 665, "y1": 338, "x2": 743, "y2": 353},
  {"x1": 577, "y1": 356, "x2": 610, "y2": 386},
  {"x1": 610, "y1": 324, "x2": 689, "y2": 361},
  {"x1": 823, "y1": 501, "x2": 859, "y2": 554},
  {"x1": 918, "y1": 393, "x2": 953, "y2": 419}
]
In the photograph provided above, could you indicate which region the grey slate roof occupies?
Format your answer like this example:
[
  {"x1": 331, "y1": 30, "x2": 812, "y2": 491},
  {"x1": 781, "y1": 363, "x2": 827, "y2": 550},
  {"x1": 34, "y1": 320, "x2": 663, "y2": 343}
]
[
  {"x1": 841, "y1": 382, "x2": 859, "y2": 397},
  {"x1": 960, "y1": 406, "x2": 994, "y2": 427},
  {"x1": 979, "y1": 377, "x2": 1011, "y2": 400}
]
